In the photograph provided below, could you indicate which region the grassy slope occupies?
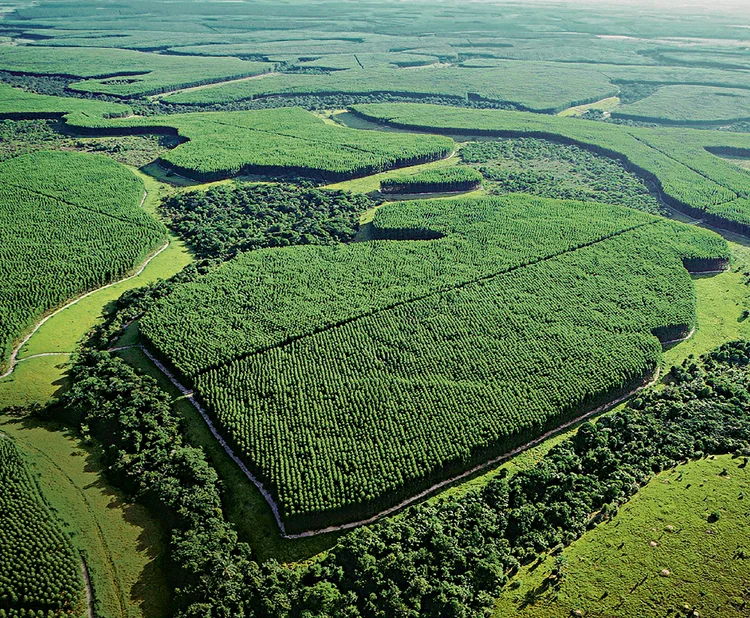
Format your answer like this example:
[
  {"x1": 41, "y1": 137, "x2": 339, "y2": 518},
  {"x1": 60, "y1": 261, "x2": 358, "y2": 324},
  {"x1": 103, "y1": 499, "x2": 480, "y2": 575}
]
[
  {"x1": 494, "y1": 454, "x2": 750, "y2": 617},
  {"x1": 0, "y1": 415, "x2": 170, "y2": 618}
]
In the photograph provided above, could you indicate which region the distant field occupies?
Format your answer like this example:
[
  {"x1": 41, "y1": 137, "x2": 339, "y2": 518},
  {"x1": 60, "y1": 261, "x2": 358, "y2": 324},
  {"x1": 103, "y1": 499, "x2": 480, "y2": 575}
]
[
  {"x1": 142, "y1": 194, "x2": 727, "y2": 531},
  {"x1": 614, "y1": 84, "x2": 750, "y2": 124},
  {"x1": 496, "y1": 454, "x2": 750, "y2": 617},
  {"x1": 352, "y1": 103, "x2": 750, "y2": 232},
  {"x1": 161, "y1": 61, "x2": 618, "y2": 113},
  {"x1": 0, "y1": 434, "x2": 84, "y2": 617},
  {"x1": 0, "y1": 45, "x2": 271, "y2": 96},
  {"x1": 0, "y1": 151, "x2": 165, "y2": 373},
  {"x1": 66, "y1": 107, "x2": 454, "y2": 181},
  {"x1": 0, "y1": 83, "x2": 130, "y2": 119}
]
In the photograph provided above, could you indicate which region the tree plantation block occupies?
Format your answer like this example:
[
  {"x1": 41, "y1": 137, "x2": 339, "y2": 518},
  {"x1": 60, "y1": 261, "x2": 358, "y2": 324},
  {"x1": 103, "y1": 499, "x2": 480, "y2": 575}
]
[
  {"x1": 0, "y1": 436, "x2": 84, "y2": 617},
  {"x1": 66, "y1": 107, "x2": 455, "y2": 182},
  {"x1": 0, "y1": 151, "x2": 165, "y2": 373},
  {"x1": 353, "y1": 103, "x2": 750, "y2": 233},
  {"x1": 141, "y1": 195, "x2": 728, "y2": 531},
  {"x1": 380, "y1": 166, "x2": 482, "y2": 194}
]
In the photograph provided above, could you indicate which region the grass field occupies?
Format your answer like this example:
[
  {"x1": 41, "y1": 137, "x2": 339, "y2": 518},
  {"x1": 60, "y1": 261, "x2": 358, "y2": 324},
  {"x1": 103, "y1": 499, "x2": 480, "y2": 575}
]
[
  {"x1": 613, "y1": 85, "x2": 750, "y2": 125},
  {"x1": 494, "y1": 454, "x2": 750, "y2": 617},
  {"x1": 558, "y1": 96, "x2": 620, "y2": 117}
]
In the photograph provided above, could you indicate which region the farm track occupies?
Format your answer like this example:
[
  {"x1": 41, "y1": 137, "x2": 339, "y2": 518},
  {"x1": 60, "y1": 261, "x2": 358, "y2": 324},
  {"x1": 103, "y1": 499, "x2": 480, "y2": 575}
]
[
  {"x1": 81, "y1": 560, "x2": 95, "y2": 618},
  {"x1": 138, "y1": 344, "x2": 288, "y2": 534},
  {"x1": 0, "y1": 190, "x2": 168, "y2": 381},
  {"x1": 148, "y1": 71, "x2": 279, "y2": 101}
]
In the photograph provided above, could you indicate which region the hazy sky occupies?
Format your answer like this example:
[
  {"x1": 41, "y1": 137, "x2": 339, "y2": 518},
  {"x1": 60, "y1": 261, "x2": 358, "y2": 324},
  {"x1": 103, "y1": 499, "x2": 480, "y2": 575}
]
[{"x1": 468, "y1": 0, "x2": 749, "y2": 14}]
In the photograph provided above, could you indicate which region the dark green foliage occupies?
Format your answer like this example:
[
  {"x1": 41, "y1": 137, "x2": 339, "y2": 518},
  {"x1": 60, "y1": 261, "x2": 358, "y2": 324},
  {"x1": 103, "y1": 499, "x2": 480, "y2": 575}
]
[
  {"x1": 461, "y1": 138, "x2": 663, "y2": 214},
  {"x1": 60, "y1": 350, "x2": 263, "y2": 617},
  {"x1": 162, "y1": 184, "x2": 368, "y2": 260},
  {"x1": 142, "y1": 195, "x2": 727, "y2": 530},
  {"x1": 0, "y1": 437, "x2": 84, "y2": 616},
  {"x1": 615, "y1": 82, "x2": 662, "y2": 106},
  {"x1": 380, "y1": 166, "x2": 482, "y2": 194}
]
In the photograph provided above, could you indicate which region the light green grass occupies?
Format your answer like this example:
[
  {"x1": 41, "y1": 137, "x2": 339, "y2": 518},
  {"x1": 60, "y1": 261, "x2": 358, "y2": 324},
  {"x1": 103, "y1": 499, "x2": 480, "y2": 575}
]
[
  {"x1": 558, "y1": 96, "x2": 620, "y2": 117},
  {"x1": 721, "y1": 155, "x2": 750, "y2": 172},
  {"x1": 326, "y1": 148, "x2": 461, "y2": 194},
  {"x1": 494, "y1": 454, "x2": 750, "y2": 617},
  {"x1": 0, "y1": 355, "x2": 71, "y2": 409},
  {"x1": 0, "y1": 411, "x2": 170, "y2": 618},
  {"x1": 664, "y1": 267, "x2": 750, "y2": 368}
]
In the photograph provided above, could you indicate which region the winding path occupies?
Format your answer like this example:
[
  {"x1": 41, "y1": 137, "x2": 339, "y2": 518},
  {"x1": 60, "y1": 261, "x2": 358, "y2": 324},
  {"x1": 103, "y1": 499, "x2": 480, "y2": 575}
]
[{"x1": 0, "y1": 190, "x2": 168, "y2": 381}]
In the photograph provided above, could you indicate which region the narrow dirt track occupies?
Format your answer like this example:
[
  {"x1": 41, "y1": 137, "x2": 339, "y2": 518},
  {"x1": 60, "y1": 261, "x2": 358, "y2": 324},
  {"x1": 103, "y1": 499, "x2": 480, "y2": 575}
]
[{"x1": 0, "y1": 217, "x2": 168, "y2": 381}]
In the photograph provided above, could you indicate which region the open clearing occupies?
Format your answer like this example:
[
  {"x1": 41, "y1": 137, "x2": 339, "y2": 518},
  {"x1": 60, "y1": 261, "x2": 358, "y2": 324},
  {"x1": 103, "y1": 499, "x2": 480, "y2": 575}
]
[{"x1": 495, "y1": 455, "x2": 750, "y2": 617}]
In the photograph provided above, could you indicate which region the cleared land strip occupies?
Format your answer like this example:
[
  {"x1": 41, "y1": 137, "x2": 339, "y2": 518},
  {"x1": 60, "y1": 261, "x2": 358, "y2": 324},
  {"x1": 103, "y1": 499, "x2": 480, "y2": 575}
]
[
  {"x1": 0, "y1": 234, "x2": 169, "y2": 381},
  {"x1": 191, "y1": 219, "x2": 661, "y2": 379},
  {"x1": 148, "y1": 71, "x2": 279, "y2": 100}
]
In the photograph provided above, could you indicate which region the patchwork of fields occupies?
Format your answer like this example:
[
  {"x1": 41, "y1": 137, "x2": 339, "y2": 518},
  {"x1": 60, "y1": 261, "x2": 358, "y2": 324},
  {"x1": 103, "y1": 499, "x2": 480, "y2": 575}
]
[
  {"x1": 66, "y1": 107, "x2": 454, "y2": 181},
  {"x1": 1, "y1": 1, "x2": 750, "y2": 617},
  {"x1": 351, "y1": 104, "x2": 750, "y2": 231}
]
